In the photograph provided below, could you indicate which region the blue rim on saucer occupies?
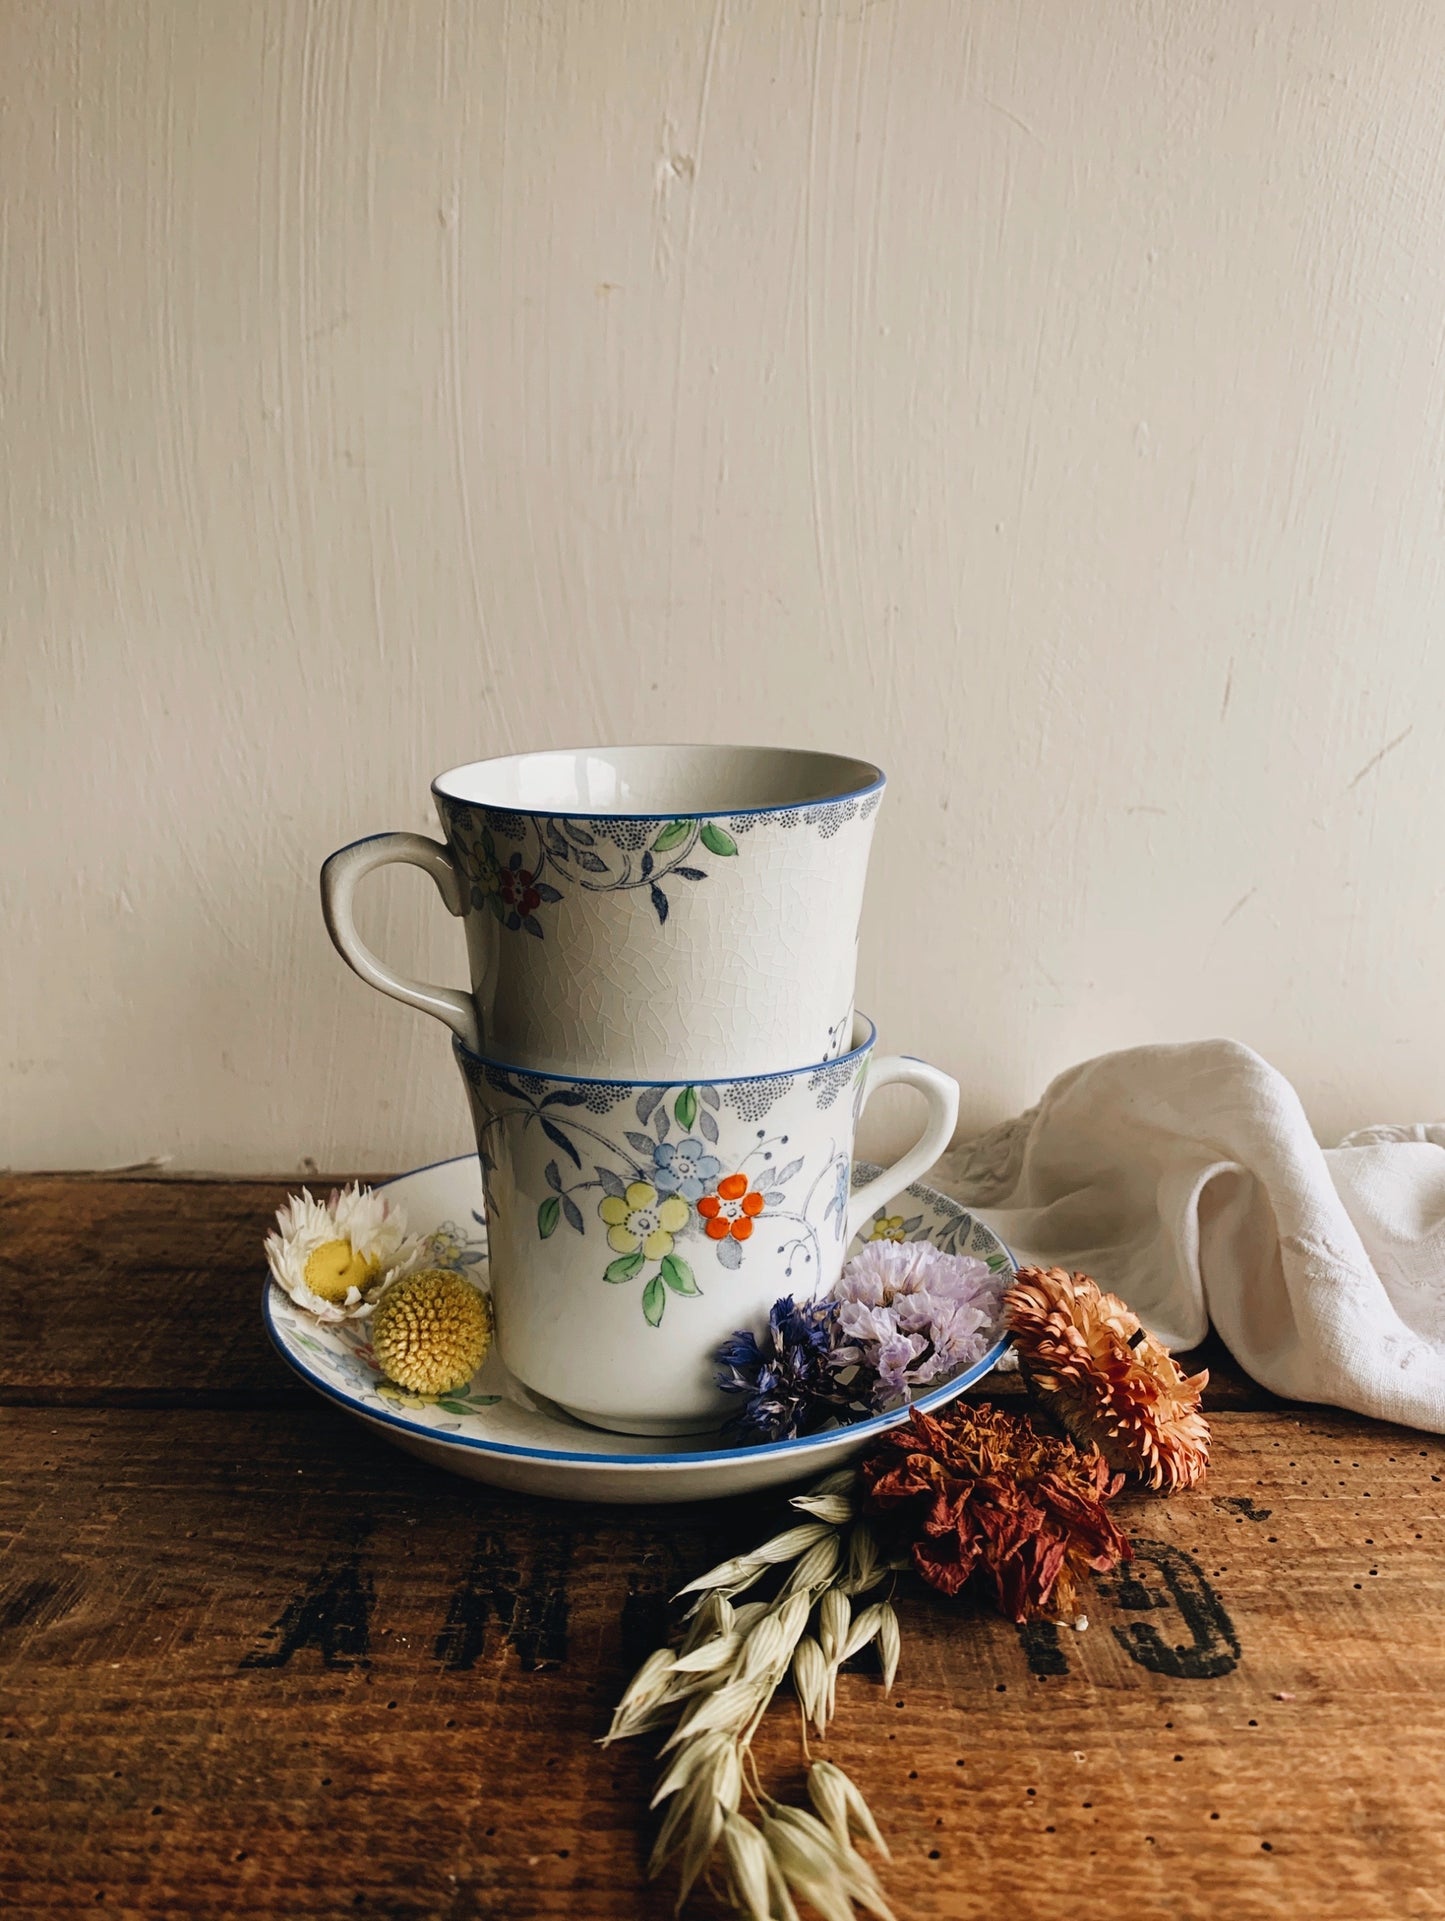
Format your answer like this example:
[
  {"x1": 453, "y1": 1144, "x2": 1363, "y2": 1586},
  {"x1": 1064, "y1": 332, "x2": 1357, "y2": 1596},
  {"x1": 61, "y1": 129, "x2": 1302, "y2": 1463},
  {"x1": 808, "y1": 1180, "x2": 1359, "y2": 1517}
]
[{"x1": 262, "y1": 1155, "x2": 1015, "y2": 1491}]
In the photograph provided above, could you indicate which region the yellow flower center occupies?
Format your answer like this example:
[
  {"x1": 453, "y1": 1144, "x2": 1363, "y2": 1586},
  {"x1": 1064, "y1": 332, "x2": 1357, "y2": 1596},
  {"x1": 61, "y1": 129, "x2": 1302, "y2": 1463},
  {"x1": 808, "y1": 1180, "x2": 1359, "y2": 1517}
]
[{"x1": 304, "y1": 1238, "x2": 379, "y2": 1304}]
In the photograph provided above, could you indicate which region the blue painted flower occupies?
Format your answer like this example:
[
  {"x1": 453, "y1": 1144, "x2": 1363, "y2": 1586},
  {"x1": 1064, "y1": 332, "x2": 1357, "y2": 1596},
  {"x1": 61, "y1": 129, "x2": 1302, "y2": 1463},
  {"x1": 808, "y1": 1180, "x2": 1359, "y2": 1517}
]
[
  {"x1": 825, "y1": 1154, "x2": 851, "y2": 1226},
  {"x1": 650, "y1": 1136, "x2": 721, "y2": 1202}
]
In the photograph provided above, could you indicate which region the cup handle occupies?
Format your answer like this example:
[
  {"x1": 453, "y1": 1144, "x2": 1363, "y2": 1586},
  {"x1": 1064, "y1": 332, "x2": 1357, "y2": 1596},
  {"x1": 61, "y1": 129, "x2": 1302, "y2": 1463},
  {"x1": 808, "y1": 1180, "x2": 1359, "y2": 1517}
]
[
  {"x1": 320, "y1": 833, "x2": 482, "y2": 1053},
  {"x1": 845, "y1": 1055, "x2": 961, "y2": 1245}
]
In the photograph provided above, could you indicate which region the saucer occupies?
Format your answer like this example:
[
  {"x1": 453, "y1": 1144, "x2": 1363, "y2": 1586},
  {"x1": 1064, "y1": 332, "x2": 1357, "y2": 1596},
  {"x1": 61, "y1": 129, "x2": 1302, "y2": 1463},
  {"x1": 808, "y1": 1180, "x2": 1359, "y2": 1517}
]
[{"x1": 263, "y1": 1155, "x2": 1014, "y2": 1504}]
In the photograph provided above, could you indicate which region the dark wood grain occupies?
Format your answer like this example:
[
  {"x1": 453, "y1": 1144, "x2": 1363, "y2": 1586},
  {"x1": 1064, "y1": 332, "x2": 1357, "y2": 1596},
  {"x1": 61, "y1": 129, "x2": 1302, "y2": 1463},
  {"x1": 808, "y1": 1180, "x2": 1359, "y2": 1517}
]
[{"x1": 2, "y1": 1176, "x2": 1442, "y2": 1920}]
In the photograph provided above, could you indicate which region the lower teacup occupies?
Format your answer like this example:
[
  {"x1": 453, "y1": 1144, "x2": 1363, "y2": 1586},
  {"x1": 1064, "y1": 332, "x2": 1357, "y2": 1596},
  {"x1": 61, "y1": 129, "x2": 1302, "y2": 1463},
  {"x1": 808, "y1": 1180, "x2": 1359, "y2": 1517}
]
[{"x1": 453, "y1": 1015, "x2": 960, "y2": 1435}]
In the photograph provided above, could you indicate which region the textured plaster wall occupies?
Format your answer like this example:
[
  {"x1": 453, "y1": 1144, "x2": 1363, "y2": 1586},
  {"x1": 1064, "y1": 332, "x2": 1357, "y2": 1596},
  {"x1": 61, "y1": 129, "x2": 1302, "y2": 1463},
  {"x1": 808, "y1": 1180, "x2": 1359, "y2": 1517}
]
[{"x1": 4, "y1": 0, "x2": 1445, "y2": 1173}]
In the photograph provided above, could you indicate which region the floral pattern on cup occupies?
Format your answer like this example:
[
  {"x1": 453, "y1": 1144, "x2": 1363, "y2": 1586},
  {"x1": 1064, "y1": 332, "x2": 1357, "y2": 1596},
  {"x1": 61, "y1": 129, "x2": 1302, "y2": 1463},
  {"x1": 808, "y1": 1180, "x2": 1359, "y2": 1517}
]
[
  {"x1": 439, "y1": 802, "x2": 738, "y2": 935},
  {"x1": 460, "y1": 1056, "x2": 851, "y2": 1328},
  {"x1": 437, "y1": 791, "x2": 880, "y2": 948}
]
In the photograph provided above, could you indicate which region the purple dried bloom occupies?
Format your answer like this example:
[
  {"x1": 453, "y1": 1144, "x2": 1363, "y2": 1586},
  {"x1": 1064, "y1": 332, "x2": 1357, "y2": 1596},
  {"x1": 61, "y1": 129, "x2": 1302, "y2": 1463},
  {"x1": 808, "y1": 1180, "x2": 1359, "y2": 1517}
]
[
  {"x1": 715, "y1": 1295, "x2": 853, "y2": 1444},
  {"x1": 831, "y1": 1240, "x2": 1006, "y2": 1411}
]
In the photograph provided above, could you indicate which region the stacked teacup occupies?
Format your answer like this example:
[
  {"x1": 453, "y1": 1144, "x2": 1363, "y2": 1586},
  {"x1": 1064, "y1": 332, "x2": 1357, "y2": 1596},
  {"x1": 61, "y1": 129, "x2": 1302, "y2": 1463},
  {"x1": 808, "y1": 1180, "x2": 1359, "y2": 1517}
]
[{"x1": 321, "y1": 746, "x2": 958, "y2": 1435}]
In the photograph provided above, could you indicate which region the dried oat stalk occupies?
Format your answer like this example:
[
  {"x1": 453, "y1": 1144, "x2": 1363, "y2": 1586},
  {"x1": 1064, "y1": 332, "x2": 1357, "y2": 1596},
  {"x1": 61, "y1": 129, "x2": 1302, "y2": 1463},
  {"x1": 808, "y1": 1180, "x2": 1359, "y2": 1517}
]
[{"x1": 602, "y1": 1468, "x2": 899, "y2": 1919}]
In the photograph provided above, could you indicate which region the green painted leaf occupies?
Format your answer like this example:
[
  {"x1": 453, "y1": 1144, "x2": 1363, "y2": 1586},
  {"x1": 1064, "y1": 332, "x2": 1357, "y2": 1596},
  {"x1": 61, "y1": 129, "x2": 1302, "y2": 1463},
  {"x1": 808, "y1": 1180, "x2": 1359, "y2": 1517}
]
[
  {"x1": 437, "y1": 1400, "x2": 471, "y2": 1416},
  {"x1": 642, "y1": 1276, "x2": 667, "y2": 1326},
  {"x1": 700, "y1": 821, "x2": 738, "y2": 858},
  {"x1": 986, "y1": 1253, "x2": 1009, "y2": 1271},
  {"x1": 652, "y1": 819, "x2": 691, "y2": 852},
  {"x1": 604, "y1": 1251, "x2": 646, "y2": 1284},
  {"x1": 537, "y1": 1196, "x2": 561, "y2": 1239},
  {"x1": 674, "y1": 1085, "x2": 698, "y2": 1130},
  {"x1": 661, "y1": 1253, "x2": 699, "y2": 1296}
]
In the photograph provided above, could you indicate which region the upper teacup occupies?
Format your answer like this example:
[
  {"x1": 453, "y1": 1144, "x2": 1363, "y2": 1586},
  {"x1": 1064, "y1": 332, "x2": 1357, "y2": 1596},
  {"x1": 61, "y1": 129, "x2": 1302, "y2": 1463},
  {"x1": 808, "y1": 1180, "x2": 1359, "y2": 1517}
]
[{"x1": 321, "y1": 744, "x2": 885, "y2": 1078}]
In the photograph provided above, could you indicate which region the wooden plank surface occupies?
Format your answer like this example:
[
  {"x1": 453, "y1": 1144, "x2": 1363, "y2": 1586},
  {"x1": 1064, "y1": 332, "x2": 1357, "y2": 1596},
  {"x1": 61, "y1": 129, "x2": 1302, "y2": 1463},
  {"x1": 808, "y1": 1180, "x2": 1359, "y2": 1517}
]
[{"x1": 2, "y1": 1175, "x2": 1442, "y2": 1920}]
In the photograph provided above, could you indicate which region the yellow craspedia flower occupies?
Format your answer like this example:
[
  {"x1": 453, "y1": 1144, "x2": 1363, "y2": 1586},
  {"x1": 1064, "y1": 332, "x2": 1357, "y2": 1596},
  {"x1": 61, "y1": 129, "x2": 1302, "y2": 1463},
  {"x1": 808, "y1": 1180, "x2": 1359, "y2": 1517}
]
[{"x1": 371, "y1": 1268, "x2": 493, "y2": 1396}]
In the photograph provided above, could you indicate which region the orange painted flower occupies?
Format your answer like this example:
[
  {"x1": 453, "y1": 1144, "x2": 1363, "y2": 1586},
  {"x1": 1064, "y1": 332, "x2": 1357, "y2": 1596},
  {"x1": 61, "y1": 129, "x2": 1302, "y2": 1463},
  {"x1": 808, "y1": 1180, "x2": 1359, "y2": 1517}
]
[{"x1": 696, "y1": 1173, "x2": 766, "y2": 1242}]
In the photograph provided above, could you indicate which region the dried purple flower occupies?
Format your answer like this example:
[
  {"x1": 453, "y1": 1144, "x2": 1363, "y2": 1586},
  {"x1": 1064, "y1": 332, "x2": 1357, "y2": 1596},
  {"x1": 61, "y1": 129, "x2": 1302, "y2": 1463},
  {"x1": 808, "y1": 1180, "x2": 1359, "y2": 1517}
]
[
  {"x1": 830, "y1": 1240, "x2": 1005, "y2": 1411},
  {"x1": 715, "y1": 1296, "x2": 853, "y2": 1443}
]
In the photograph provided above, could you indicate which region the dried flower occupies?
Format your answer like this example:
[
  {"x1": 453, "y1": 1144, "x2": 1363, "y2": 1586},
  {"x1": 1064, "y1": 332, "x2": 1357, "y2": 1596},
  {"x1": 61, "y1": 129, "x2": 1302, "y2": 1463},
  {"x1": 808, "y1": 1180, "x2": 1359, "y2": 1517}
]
[
  {"x1": 1005, "y1": 1266, "x2": 1210, "y2": 1491},
  {"x1": 604, "y1": 1469, "x2": 896, "y2": 1920},
  {"x1": 830, "y1": 1239, "x2": 1006, "y2": 1409},
  {"x1": 264, "y1": 1183, "x2": 419, "y2": 1322},
  {"x1": 715, "y1": 1295, "x2": 853, "y2": 1442},
  {"x1": 370, "y1": 1267, "x2": 492, "y2": 1395},
  {"x1": 861, "y1": 1403, "x2": 1130, "y2": 1623}
]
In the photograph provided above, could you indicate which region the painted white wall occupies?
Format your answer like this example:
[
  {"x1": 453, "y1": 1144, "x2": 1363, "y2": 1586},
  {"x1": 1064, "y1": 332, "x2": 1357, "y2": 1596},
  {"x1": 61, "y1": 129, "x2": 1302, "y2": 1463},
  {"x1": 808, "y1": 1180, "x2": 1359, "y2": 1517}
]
[{"x1": 5, "y1": 1, "x2": 1444, "y2": 1174}]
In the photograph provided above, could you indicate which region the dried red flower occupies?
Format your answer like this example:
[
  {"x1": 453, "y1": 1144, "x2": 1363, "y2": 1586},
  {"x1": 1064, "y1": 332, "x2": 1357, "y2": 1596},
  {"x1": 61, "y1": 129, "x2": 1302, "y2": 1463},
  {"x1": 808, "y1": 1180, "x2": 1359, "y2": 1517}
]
[
  {"x1": 860, "y1": 1403, "x2": 1130, "y2": 1623},
  {"x1": 1005, "y1": 1267, "x2": 1210, "y2": 1492}
]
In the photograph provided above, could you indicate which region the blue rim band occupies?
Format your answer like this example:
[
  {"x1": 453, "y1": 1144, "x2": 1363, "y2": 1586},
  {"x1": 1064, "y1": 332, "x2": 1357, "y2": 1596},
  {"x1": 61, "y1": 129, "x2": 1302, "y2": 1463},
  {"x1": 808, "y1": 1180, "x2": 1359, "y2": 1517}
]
[
  {"x1": 430, "y1": 745, "x2": 885, "y2": 823},
  {"x1": 451, "y1": 1014, "x2": 877, "y2": 1087}
]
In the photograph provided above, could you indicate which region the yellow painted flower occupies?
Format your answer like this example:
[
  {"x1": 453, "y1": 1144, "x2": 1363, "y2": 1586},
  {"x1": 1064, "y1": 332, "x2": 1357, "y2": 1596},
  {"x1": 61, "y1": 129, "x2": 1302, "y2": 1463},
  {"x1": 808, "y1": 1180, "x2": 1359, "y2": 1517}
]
[
  {"x1": 599, "y1": 1181, "x2": 690, "y2": 1260},
  {"x1": 867, "y1": 1213, "x2": 907, "y2": 1243}
]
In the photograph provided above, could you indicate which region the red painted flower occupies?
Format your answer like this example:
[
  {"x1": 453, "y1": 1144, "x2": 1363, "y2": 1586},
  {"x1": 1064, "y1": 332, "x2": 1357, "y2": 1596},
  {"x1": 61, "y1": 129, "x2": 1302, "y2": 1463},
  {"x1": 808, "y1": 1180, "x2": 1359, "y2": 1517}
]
[
  {"x1": 697, "y1": 1173, "x2": 765, "y2": 1242},
  {"x1": 499, "y1": 866, "x2": 542, "y2": 916}
]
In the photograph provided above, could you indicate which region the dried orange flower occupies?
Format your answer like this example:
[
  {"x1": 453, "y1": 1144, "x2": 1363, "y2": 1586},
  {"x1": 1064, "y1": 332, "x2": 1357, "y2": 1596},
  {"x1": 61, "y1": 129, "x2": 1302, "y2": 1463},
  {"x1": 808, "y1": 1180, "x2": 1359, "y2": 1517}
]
[
  {"x1": 860, "y1": 1403, "x2": 1130, "y2": 1623},
  {"x1": 1005, "y1": 1266, "x2": 1209, "y2": 1492}
]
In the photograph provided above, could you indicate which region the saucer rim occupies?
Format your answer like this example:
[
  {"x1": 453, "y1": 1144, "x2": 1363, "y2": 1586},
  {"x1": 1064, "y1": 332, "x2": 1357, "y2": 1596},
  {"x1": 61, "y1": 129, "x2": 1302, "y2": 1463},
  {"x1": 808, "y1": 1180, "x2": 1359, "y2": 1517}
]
[{"x1": 262, "y1": 1153, "x2": 1013, "y2": 1474}]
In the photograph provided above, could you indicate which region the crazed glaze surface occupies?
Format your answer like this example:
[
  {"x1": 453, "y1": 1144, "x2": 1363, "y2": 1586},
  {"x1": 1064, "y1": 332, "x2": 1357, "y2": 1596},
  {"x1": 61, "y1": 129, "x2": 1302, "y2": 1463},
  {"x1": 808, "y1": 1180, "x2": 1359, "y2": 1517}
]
[
  {"x1": 262, "y1": 1152, "x2": 1013, "y2": 1503},
  {"x1": 324, "y1": 744, "x2": 883, "y2": 1077},
  {"x1": 452, "y1": 1014, "x2": 958, "y2": 1433}
]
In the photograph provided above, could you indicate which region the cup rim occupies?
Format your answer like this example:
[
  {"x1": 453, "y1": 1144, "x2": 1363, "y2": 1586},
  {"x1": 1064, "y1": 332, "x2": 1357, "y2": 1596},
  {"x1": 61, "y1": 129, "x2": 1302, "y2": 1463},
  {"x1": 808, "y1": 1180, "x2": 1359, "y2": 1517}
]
[
  {"x1": 430, "y1": 743, "x2": 885, "y2": 821},
  {"x1": 452, "y1": 1012, "x2": 878, "y2": 1089}
]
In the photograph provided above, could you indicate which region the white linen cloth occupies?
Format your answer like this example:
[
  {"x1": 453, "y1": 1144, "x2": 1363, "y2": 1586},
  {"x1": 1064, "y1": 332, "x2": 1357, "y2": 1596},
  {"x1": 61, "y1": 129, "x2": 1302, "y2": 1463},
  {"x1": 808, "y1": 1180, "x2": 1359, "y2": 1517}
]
[{"x1": 948, "y1": 1039, "x2": 1445, "y2": 1433}]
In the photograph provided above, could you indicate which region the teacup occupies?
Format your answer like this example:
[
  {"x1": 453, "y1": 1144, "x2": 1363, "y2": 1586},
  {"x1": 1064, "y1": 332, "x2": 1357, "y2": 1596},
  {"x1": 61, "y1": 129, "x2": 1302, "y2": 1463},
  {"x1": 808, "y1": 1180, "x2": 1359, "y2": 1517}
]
[
  {"x1": 453, "y1": 1014, "x2": 959, "y2": 1434},
  {"x1": 321, "y1": 744, "x2": 883, "y2": 1078}
]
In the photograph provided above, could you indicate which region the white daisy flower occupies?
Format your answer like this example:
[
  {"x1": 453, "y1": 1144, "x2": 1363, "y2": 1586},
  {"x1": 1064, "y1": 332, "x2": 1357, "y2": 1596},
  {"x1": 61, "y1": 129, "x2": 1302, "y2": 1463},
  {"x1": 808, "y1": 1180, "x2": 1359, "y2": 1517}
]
[{"x1": 264, "y1": 1183, "x2": 421, "y2": 1322}]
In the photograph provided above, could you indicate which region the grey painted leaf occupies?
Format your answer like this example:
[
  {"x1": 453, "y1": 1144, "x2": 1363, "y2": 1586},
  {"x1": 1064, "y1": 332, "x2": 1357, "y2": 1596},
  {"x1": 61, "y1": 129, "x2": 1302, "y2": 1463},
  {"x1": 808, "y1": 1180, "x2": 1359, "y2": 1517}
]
[
  {"x1": 772, "y1": 1157, "x2": 805, "y2": 1187},
  {"x1": 716, "y1": 1236, "x2": 743, "y2": 1270},
  {"x1": 625, "y1": 1131, "x2": 657, "y2": 1156},
  {"x1": 540, "y1": 1118, "x2": 580, "y2": 1168},
  {"x1": 700, "y1": 1084, "x2": 721, "y2": 1110},
  {"x1": 575, "y1": 848, "x2": 609, "y2": 873},
  {"x1": 697, "y1": 1108, "x2": 719, "y2": 1143},
  {"x1": 561, "y1": 1196, "x2": 584, "y2": 1235},
  {"x1": 637, "y1": 1086, "x2": 665, "y2": 1126},
  {"x1": 596, "y1": 1164, "x2": 628, "y2": 1199},
  {"x1": 544, "y1": 1160, "x2": 562, "y2": 1192}
]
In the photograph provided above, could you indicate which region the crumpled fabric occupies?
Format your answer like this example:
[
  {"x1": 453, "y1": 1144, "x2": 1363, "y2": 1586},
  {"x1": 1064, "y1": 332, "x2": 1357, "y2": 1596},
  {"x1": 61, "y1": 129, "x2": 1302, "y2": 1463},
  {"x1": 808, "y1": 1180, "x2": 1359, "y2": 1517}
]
[{"x1": 949, "y1": 1039, "x2": 1445, "y2": 1433}]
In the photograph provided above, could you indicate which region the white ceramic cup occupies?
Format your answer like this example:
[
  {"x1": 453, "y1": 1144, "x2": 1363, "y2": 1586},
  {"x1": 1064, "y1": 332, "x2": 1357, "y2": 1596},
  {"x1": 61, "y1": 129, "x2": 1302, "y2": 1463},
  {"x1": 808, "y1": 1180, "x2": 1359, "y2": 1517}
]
[
  {"x1": 320, "y1": 744, "x2": 883, "y2": 1078},
  {"x1": 453, "y1": 1013, "x2": 959, "y2": 1435}
]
